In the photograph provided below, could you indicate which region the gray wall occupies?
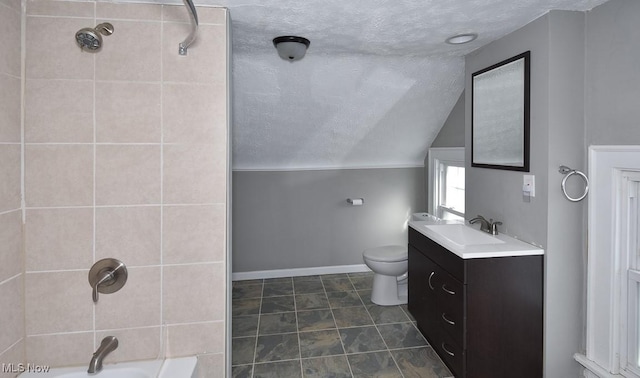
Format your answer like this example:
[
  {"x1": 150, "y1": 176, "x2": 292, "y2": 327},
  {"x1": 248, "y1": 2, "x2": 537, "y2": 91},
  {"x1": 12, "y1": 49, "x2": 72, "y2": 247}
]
[
  {"x1": 546, "y1": 10, "x2": 587, "y2": 376},
  {"x1": 465, "y1": 10, "x2": 586, "y2": 378},
  {"x1": 233, "y1": 168, "x2": 425, "y2": 273},
  {"x1": 431, "y1": 91, "x2": 466, "y2": 148},
  {"x1": 466, "y1": 15, "x2": 550, "y2": 246},
  {"x1": 586, "y1": 0, "x2": 640, "y2": 146}
]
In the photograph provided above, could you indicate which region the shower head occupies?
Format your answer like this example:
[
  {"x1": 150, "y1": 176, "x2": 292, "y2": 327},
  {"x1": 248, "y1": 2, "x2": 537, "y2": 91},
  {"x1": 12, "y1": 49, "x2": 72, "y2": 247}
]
[{"x1": 75, "y1": 23, "x2": 114, "y2": 52}]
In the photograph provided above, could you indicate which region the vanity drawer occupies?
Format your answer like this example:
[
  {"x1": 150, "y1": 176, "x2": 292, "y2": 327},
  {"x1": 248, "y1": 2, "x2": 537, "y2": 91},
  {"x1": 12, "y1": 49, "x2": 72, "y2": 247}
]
[
  {"x1": 437, "y1": 271, "x2": 463, "y2": 309},
  {"x1": 436, "y1": 271, "x2": 464, "y2": 345},
  {"x1": 434, "y1": 326, "x2": 464, "y2": 378}
]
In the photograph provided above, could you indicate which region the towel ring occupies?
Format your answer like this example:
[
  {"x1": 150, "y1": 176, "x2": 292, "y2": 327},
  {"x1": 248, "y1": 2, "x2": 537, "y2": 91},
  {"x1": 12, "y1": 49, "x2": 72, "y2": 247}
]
[{"x1": 559, "y1": 166, "x2": 589, "y2": 202}]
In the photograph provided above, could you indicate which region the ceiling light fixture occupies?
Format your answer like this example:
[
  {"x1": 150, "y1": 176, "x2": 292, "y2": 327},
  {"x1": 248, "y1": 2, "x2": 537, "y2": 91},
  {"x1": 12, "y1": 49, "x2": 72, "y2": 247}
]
[
  {"x1": 445, "y1": 33, "x2": 478, "y2": 45},
  {"x1": 273, "y1": 36, "x2": 310, "y2": 62}
]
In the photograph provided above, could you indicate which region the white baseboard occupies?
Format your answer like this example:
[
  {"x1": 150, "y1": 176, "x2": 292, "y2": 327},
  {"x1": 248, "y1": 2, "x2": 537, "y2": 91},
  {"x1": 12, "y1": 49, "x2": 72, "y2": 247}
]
[{"x1": 232, "y1": 264, "x2": 371, "y2": 281}]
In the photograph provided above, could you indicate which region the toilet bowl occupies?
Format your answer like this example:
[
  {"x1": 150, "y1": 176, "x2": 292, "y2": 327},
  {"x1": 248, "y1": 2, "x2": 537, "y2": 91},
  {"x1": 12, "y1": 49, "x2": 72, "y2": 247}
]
[{"x1": 362, "y1": 245, "x2": 408, "y2": 306}]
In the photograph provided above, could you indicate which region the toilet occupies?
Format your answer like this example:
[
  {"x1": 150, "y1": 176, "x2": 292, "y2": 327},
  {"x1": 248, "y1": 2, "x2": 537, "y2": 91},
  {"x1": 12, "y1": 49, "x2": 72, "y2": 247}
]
[{"x1": 362, "y1": 245, "x2": 408, "y2": 306}]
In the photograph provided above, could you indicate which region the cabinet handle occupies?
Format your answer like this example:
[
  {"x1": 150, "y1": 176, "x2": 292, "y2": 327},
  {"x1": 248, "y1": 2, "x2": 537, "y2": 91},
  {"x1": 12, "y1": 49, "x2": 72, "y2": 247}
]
[
  {"x1": 428, "y1": 272, "x2": 435, "y2": 290},
  {"x1": 441, "y1": 313, "x2": 455, "y2": 325},
  {"x1": 442, "y1": 284, "x2": 456, "y2": 295},
  {"x1": 442, "y1": 342, "x2": 455, "y2": 357}
]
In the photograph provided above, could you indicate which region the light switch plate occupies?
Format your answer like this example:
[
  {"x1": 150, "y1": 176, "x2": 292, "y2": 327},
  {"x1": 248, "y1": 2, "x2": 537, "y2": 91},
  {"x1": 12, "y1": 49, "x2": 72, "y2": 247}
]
[{"x1": 523, "y1": 175, "x2": 535, "y2": 197}]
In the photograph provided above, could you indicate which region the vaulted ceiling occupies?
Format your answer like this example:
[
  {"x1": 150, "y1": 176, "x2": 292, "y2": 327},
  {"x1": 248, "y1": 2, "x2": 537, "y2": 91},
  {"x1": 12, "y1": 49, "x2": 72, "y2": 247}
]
[{"x1": 202, "y1": 0, "x2": 609, "y2": 170}]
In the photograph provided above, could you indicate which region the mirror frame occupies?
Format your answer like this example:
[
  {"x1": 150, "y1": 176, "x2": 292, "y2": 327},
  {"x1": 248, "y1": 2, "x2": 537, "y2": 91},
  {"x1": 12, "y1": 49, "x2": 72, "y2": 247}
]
[{"x1": 471, "y1": 51, "x2": 530, "y2": 172}]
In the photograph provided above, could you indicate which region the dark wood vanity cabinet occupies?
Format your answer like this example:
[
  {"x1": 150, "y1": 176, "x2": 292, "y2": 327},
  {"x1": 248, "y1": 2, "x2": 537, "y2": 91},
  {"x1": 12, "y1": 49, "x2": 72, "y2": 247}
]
[{"x1": 408, "y1": 227, "x2": 543, "y2": 378}]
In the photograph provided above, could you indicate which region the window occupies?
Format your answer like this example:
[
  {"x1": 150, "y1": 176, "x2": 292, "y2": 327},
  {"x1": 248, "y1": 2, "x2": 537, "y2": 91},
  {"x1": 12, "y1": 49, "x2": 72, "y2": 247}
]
[{"x1": 428, "y1": 148, "x2": 465, "y2": 221}]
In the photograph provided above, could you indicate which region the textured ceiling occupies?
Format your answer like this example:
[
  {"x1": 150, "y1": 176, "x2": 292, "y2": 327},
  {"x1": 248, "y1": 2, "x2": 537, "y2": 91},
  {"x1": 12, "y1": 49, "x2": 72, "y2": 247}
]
[
  {"x1": 232, "y1": 54, "x2": 464, "y2": 170},
  {"x1": 197, "y1": 0, "x2": 608, "y2": 170}
]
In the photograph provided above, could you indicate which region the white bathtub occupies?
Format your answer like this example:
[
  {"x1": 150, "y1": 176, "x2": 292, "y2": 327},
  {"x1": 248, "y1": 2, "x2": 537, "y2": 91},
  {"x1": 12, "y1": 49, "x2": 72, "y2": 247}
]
[{"x1": 18, "y1": 357, "x2": 197, "y2": 378}]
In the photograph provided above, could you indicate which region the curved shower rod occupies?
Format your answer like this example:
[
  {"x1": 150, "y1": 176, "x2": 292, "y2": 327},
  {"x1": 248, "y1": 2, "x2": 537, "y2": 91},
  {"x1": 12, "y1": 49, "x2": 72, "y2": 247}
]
[{"x1": 178, "y1": 0, "x2": 199, "y2": 55}]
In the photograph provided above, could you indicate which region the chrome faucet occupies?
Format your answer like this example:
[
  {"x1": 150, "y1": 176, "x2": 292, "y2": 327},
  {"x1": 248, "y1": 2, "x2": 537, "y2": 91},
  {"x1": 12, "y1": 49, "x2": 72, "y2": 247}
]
[
  {"x1": 88, "y1": 336, "x2": 118, "y2": 374},
  {"x1": 469, "y1": 215, "x2": 491, "y2": 232},
  {"x1": 469, "y1": 215, "x2": 502, "y2": 235}
]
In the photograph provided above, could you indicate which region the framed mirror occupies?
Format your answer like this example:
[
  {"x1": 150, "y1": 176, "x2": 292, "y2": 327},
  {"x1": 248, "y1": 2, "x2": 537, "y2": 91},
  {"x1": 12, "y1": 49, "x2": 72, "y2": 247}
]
[{"x1": 472, "y1": 51, "x2": 530, "y2": 171}]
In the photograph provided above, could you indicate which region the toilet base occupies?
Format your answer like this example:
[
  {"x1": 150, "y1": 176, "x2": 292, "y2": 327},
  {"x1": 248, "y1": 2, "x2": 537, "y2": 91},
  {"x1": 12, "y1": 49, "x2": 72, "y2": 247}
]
[{"x1": 370, "y1": 273, "x2": 408, "y2": 306}]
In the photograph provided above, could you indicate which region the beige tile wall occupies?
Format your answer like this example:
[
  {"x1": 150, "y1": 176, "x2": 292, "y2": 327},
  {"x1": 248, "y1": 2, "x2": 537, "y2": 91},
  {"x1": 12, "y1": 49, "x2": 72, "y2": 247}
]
[
  {"x1": 22, "y1": 1, "x2": 228, "y2": 376},
  {"x1": 0, "y1": 0, "x2": 24, "y2": 375}
]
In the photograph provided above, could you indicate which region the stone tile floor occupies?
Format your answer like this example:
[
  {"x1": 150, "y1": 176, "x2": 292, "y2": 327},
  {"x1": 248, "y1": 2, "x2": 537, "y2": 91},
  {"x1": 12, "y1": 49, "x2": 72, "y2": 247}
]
[{"x1": 232, "y1": 272, "x2": 453, "y2": 378}]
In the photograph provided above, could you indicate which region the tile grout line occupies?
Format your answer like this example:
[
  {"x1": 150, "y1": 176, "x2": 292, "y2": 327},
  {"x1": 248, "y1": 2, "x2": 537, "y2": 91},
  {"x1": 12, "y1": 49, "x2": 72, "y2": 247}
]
[
  {"x1": 91, "y1": 2, "x2": 97, "y2": 349},
  {"x1": 394, "y1": 300, "x2": 452, "y2": 375},
  {"x1": 252, "y1": 278, "x2": 301, "y2": 376},
  {"x1": 351, "y1": 274, "x2": 407, "y2": 378},
  {"x1": 323, "y1": 275, "x2": 355, "y2": 378},
  {"x1": 250, "y1": 278, "x2": 264, "y2": 378},
  {"x1": 291, "y1": 277, "x2": 304, "y2": 378},
  {"x1": 159, "y1": 5, "x2": 165, "y2": 360}
]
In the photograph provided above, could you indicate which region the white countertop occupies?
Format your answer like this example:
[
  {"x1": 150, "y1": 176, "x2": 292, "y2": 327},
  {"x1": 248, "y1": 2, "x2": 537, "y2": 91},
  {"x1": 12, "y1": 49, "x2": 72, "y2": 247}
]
[{"x1": 408, "y1": 215, "x2": 544, "y2": 259}]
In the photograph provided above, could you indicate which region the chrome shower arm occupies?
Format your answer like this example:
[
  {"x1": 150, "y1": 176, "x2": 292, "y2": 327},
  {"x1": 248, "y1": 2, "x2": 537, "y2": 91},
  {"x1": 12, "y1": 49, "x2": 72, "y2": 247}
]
[{"x1": 178, "y1": 0, "x2": 199, "y2": 55}]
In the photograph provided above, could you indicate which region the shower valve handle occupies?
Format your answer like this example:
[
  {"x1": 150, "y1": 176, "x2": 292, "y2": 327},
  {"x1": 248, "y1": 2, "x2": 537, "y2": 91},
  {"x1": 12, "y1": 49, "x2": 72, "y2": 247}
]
[
  {"x1": 88, "y1": 259, "x2": 127, "y2": 303},
  {"x1": 92, "y1": 269, "x2": 115, "y2": 303}
]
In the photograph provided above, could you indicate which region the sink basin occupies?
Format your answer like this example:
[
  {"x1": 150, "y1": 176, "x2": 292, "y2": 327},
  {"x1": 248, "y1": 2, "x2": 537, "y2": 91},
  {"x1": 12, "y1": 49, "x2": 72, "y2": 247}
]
[
  {"x1": 425, "y1": 224, "x2": 505, "y2": 247},
  {"x1": 410, "y1": 217, "x2": 543, "y2": 259}
]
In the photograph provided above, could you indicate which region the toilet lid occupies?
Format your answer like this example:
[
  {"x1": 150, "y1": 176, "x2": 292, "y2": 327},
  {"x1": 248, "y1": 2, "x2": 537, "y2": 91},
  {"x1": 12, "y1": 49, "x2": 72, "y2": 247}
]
[{"x1": 363, "y1": 245, "x2": 407, "y2": 262}]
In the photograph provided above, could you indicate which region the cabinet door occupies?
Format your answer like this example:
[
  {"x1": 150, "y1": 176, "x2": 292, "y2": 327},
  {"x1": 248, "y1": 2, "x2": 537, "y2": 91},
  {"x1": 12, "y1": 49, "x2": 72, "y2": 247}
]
[{"x1": 408, "y1": 245, "x2": 439, "y2": 336}]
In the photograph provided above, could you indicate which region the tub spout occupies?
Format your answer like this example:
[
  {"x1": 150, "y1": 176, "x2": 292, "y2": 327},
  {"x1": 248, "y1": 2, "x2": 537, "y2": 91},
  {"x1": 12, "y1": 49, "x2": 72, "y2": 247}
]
[{"x1": 88, "y1": 336, "x2": 118, "y2": 374}]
